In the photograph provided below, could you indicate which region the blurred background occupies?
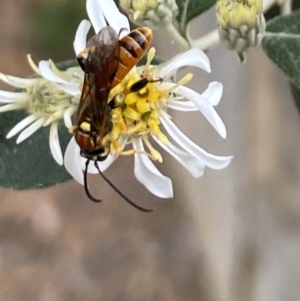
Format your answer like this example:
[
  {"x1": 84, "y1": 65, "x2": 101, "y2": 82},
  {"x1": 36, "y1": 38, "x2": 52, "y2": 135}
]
[{"x1": 1, "y1": 0, "x2": 300, "y2": 300}]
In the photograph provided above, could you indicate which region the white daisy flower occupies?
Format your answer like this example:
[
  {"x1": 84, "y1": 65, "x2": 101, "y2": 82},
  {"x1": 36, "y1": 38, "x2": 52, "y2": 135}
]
[
  {"x1": 0, "y1": 55, "x2": 81, "y2": 165},
  {"x1": 63, "y1": 0, "x2": 232, "y2": 199}
]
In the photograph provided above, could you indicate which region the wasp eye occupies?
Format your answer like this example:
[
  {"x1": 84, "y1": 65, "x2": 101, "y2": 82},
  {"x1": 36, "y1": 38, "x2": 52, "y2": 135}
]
[{"x1": 77, "y1": 57, "x2": 87, "y2": 71}]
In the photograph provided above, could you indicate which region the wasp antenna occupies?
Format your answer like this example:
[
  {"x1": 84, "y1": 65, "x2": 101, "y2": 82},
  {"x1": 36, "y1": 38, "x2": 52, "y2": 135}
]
[
  {"x1": 84, "y1": 160, "x2": 102, "y2": 203},
  {"x1": 94, "y1": 162, "x2": 153, "y2": 213}
]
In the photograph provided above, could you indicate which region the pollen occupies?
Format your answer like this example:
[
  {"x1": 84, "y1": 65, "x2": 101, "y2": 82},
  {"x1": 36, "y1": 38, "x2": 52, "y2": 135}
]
[
  {"x1": 109, "y1": 47, "x2": 191, "y2": 161},
  {"x1": 26, "y1": 79, "x2": 72, "y2": 117},
  {"x1": 216, "y1": 0, "x2": 263, "y2": 28},
  {"x1": 110, "y1": 70, "x2": 171, "y2": 151},
  {"x1": 80, "y1": 121, "x2": 91, "y2": 132},
  {"x1": 216, "y1": 0, "x2": 265, "y2": 52}
]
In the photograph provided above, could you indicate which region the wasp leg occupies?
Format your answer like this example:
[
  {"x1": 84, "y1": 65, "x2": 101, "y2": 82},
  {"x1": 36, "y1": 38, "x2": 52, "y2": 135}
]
[{"x1": 122, "y1": 76, "x2": 163, "y2": 95}]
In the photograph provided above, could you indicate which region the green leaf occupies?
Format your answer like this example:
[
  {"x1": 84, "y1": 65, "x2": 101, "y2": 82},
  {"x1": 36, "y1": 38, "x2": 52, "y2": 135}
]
[
  {"x1": 261, "y1": 9, "x2": 300, "y2": 88},
  {"x1": 30, "y1": 0, "x2": 85, "y2": 61},
  {"x1": 290, "y1": 81, "x2": 300, "y2": 114},
  {"x1": 0, "y1": 111, "x2": 72, "y2": 190},
  {"x1": 0, "y1": 60, "x2": 80, "y2": 190},
  {"x1": 176, "y1": 0, "x2": 216, "y2": 36}
]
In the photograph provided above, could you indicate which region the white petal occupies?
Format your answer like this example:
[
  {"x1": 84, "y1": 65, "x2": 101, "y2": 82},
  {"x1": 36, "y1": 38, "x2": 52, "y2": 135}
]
[
  {"x1": 202, "y1": 82, "x2": 223, "y2": 106},
  {"x1": 81, "y1": 155, "x2": 108, "y2": 174},
  {"x1": 97, "y1": 155, "x2": 116, "y2": 172},
  {"x1": 159, "y1": 82, "x2": 197, "y2": 110},
  {"x1": 81, "y1": 157, "x2": 98, "y2": 174},
  {"x1": 39, "y1": 61, "x2": 80, "y2": 95},
  {"x1": 97, "y1": 0, "x2": 130, "y2": 34},
  {"x1": 152, "y1": 136, "x2": 205, "y2": 178},
  {"x1": 16, "y1": 117, "x2": 45, "y2": 144},
  {"x1": 64, "y1": 105, "x2": 76, "y2": 128},
  {"x1": 39, "y1": 60, "x2": 67, "y2": 84},
  {"x1": 27, "y1": 54, "x2": 42, "y2": 76},
  {"x1": 0, "y1": 90, "x2": 28, "y2": 102},
  {"x1": 160, "y1": 114, "x2": 233, "y2": 170},
  {"x1": 167, "y1": 100, "x2": 198, "y2": 111},
  {"x1": 56, "y1": 82, "x2": 80, "y2": 96},
  {"x1": 159, "y1": 48, "x2": 211, "y2": 78},
  {"x1": 49, "y1": 122, "x2": 63, "y2": 165},
  {"x1": 6, "y1": 114, "x2": 38, "y2": 138},
  {"x1": 132, "y1": 138, "x2": 173, "y2": 198},
  {"x1": 44, "y1": 110, "x2": 64, "y2": 127},
  {"x1": 86, "y1": 0, "x2": 107, "y2": 34},
  {"x1": 175, "y1": 85, "x2": 227, "y2": 138},
  {"x1": 64, "y1": 137, "x2": 84, "y2": 185},
  {"x1": 74, "y1": 20, "x2": 91, "y2": 55},
  {"x1": 0, "y1": 102, "x2": 27, "y2": 112},
  {"x1": 0, "y1": 72, "x2": 36, "y2": 88}
]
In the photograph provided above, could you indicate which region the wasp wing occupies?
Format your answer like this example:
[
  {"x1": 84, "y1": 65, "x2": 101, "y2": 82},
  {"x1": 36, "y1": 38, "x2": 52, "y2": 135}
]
[{"x1": 76, "y1": 26, "x2": 120, "y2": 138}]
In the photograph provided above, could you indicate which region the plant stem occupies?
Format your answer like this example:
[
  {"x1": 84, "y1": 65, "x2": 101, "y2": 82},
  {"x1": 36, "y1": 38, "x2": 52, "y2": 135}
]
[
  {"x1": 263, "y1": 0, "x2": 278, "y2": 11},
  {"x1": 192, "y1": 29, "x2": 220, "y2": 52},
  {"x1": 263, "y1": 32, "x2": 300, "y2": 39},
  {"x1": 164, "y1": 23, "x2": 190, "y2": 52},
  {"x1": 280, "y1": 0, "x2": 292, "y2": 15}
]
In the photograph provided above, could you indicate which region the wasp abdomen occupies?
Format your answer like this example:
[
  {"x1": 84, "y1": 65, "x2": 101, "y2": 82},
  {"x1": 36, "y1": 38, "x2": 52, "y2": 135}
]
[{"x1": 112, "y1": 27, "x2": 153, "y2": 88}]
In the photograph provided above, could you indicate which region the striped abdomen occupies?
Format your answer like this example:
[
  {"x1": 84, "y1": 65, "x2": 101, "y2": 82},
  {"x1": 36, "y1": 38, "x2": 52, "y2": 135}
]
[{"x1": 112, "y1": 27, "x2": 153, "y2": 88}]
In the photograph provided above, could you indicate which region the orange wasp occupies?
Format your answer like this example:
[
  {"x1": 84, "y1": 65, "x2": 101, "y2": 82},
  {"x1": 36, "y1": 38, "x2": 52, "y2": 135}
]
[{"x1": 73, "y1": 26, "x2": 154, "y2": 212}]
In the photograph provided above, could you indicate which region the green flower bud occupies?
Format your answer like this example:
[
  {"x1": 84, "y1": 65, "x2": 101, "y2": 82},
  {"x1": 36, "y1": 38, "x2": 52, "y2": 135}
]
[
  {"x1": 216, "y1": 0, "x2": 266, "y2": 52},
  {"x1": 120, "y1": 0, "x2": 178, "y2": 29}
]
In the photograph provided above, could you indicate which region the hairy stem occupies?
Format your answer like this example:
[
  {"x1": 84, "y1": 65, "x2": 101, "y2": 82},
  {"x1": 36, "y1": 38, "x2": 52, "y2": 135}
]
[
  {"x1": 192, "y1": 29, "x2": 220, "y2": 51},
  {"x1": 164, "y1": 23, "x2": 190, "y2": 52}
]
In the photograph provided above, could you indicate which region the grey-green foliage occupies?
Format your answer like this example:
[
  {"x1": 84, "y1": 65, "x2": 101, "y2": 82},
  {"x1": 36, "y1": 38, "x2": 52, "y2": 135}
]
[
  {"x1": 262, "y1": 9, "x2": 300, "y2": 113},
  {"x1": 0, "y1": 110, "x2": 72, "y2": 190},
  {"x1": 31, "y1": 0, "x2": 85, "y2": 61},
  {"x1": 175, "y1": 0, "x2": 217, "y2": 37}
]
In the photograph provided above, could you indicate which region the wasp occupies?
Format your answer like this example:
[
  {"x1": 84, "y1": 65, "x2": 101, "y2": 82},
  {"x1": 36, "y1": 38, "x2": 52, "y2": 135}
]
[{"x1": 73, "y1": 26, "x2": 154, "y2": 212}]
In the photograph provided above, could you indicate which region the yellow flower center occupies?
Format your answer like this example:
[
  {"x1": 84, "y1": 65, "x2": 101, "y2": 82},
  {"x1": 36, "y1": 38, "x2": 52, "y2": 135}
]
[
  {"x1": 108, "y1": 47, "x2": 193, "y2": 161},
  {"x1": 108, "y1": 49, "x2": 166, "y2": 159},
  {"x1": 216, "y1": 0, "x2": 263, "y2": 28}
]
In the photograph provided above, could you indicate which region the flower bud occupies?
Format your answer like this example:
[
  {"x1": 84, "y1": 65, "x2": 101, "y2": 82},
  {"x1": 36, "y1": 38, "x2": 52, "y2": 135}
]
[
  {"x1": 216, "y1": 0, "x2": 266, "y2": 52},
  {"x1": 120, "y1": 0, "x2": 178, "y2": 29}
]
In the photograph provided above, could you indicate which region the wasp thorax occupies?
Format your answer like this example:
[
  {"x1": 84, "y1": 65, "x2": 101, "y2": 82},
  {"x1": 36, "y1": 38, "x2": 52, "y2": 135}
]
[{"x1": 120, "y1": 0, "x2": 178, "y2": 28}]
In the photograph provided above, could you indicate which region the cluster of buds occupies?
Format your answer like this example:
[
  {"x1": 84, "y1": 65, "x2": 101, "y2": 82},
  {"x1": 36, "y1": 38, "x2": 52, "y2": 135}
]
[
  {"x1": 216, "y1": 0, "x2": 266, "y2": 53},
  {"x1": 120, "y1": 0, "x2": 178, "y2": 28}
]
